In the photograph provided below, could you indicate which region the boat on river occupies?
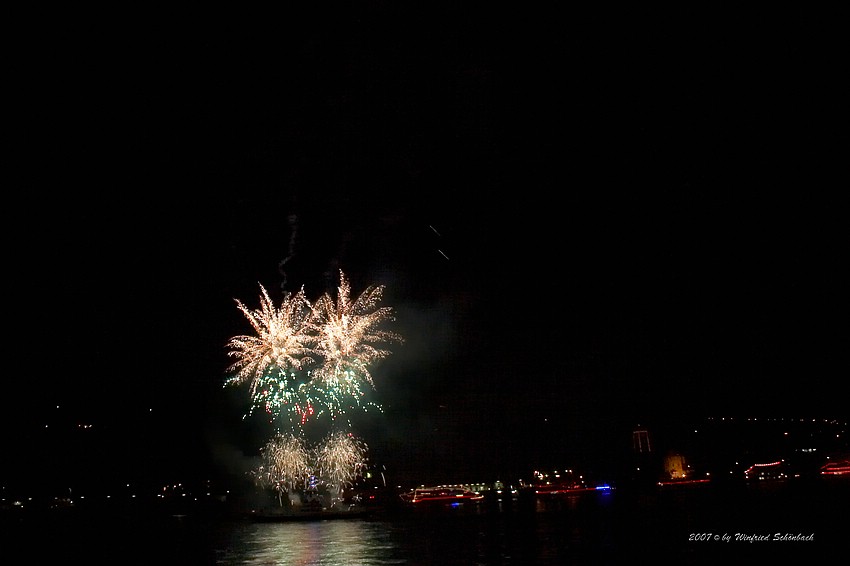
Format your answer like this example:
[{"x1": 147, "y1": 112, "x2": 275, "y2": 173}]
[
  {"x1": 249, "y1": 503, "x2": 372, "y2": 522},
  {"x1": 521, "y1": 469, "x2": 614, "y2": 496},
  {"x1": 399, "y1": 485, "x2": 484, "y2": 507}
]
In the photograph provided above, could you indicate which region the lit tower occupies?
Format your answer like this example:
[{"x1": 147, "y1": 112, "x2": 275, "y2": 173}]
[
  {"x1": 630, "y1": 425, "x2": 660, "y2": 487},
  {"x1": 633, "y1": 428, "x2": 652, "y2": 453}
]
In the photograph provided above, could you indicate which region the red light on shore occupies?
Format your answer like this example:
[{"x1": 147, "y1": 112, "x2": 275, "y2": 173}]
[{"x1": 657, "y1": 479, "x2": 710, "y2": 487}]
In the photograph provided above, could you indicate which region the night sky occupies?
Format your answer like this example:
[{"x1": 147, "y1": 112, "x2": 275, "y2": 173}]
[{"x1": 7, "y1": 7, "x2": 847, "y2": 490}]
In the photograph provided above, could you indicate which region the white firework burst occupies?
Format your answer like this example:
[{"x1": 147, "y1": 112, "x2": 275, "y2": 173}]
[
  {"x1": 225, "y1": 285, "x2": 314, "y2": 399},
  {"x1": 307, "y1": 270, "x2": 402, "y2": 393},
  {"x1": 252, "y1": 432, "x2": 313, "y2": 495},
  {"x1": 315, "y1": 430, "x2": 368, "y2": 494}
]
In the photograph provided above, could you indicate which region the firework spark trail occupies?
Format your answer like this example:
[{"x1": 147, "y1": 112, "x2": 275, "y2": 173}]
[
  {"x1": 237, "y1": 361, "x2": 385, "y2": 430},
  {"x1": 245, "y1": 371, "x2": 385, "y2": 429},
  {"x1": 278, "y1": 213, "x2": 298, "y2": 293},
  {"x1": 244, "y1": 374, "x2": 324, "y2": 429}
]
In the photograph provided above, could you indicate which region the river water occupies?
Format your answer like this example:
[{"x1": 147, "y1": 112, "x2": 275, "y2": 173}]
[{"x1": 4, "y1": 479, "x2": 847, "y2": 564}]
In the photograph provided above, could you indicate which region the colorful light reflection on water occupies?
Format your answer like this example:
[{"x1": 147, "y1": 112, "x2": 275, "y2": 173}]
[{"x1": 216, "y1": 520, "x2": 403, "y2": 565}]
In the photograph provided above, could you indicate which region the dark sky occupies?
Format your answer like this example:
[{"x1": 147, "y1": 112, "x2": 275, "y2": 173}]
[{"x1": 7, "y1": 7, "x2": 847, "y2": 489}]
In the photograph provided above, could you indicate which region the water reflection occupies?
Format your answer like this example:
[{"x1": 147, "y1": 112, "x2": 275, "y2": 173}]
[
  {"x1": 9, "y1": 481, "x2": 840, "y2": 564},
  {"x1": 213, "y1": 492, "x2": 620, "y2": 565},
  {"x1": 216, "y1": 520, "x2": 405, "y2": 565}
]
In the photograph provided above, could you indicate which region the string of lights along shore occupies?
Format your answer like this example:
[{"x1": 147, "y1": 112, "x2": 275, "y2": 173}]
[{"x1": 224, "y1": 270, "x2": 402, "y2": 504}]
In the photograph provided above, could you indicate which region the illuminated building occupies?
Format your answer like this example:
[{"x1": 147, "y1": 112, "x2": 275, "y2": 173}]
[{"x1": 663, "y1": 452, "x2": 689, "y2": 480}]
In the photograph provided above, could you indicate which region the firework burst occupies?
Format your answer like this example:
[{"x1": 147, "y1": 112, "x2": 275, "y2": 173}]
[
  {"x1": 252, "y1": 432, "x2": 313, "y2": 496},
  {"x1": 315, "y1": 430, "x2": 368, "y2": 494},
  {"x1": 245, "y1": 372, "x2": 321, "y2": 428},
  {"x1": 307, "y1": 271, "x2": 402, "y2": 393},
  {"x1": 230, "y1": 271, "x2": 399, "y2": 503},
  {"x1": 225, "y1": 285, "x2": 313, "y2": 399},
  {"x1": 226, "y1": 271, "x2": 401, "y2": 427}
]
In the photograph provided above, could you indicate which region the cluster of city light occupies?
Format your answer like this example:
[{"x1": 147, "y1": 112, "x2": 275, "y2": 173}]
[
  {"x1": 227, "y1": 270, "x2": 400, "y2": 506},
  {"x1": 226, "y1": 271, "x2": 401, "y2": 428}
]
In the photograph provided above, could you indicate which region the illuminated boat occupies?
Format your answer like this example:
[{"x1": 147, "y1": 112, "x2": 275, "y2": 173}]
[
  {"x1": 820, "y1": 459, "x2": 850, "y2": 476},
  {"x1": 250, "y1": 491, "x2": 373, "y2": 522},
  {"x1": 522, "y1": 469, "x2": 614, "y2": 495},
  {"x1": 250, "y1": 503, "x2": 372, "y2": 522},
  {"x1": 531, "y1": 482, "x2": 602, "y2": 495},
  {"x1": 744, "y1": 460, "x2": 787, "y2": 482},
  {"x1": 399, "y1": 485, "x2": 484, "y2": 506}
]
